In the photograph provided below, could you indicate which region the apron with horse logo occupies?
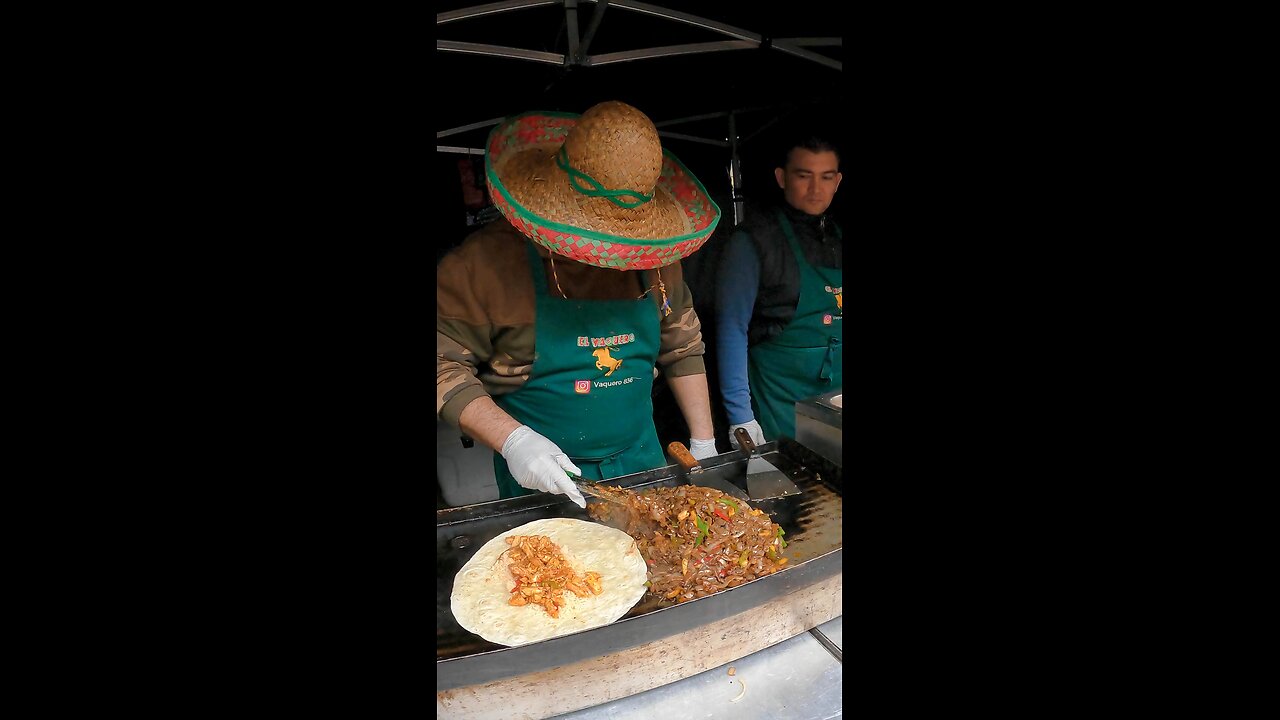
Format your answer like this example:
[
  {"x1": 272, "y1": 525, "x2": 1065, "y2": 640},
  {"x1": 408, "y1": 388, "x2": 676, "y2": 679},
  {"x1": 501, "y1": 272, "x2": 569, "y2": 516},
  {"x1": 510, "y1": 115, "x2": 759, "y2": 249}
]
[{"x1": 493, "y1": 242, "x2": 666, "y2": 498}]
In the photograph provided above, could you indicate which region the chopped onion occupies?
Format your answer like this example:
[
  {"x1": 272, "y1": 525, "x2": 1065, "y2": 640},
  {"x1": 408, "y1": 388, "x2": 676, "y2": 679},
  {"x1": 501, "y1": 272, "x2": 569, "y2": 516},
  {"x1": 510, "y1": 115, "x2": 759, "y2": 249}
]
[{"x1": 730, "y1": 678, "x2": 746, "y2": 703}]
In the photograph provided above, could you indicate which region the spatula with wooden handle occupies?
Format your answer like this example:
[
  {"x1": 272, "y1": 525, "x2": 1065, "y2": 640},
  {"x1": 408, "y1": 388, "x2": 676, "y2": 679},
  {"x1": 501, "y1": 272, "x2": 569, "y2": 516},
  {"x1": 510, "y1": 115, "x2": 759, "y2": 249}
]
[
  {"x1": 667, "y1": 441, "x2": 751, "y2": 503},
  {"x1": 733, "y1": 428, "x2": 802, "y2": 500}
]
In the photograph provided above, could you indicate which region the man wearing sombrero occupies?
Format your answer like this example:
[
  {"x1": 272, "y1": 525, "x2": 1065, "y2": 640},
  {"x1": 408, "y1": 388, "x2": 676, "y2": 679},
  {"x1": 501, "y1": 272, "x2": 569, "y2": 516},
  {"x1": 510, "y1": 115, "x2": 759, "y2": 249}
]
[{"x1": 437, "y1": 101, "x2": 722, "y2": 507}]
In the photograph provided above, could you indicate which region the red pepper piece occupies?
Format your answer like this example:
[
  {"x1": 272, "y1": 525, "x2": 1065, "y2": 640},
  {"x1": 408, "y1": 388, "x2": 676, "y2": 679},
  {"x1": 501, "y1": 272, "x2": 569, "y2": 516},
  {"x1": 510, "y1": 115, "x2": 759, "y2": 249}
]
[{"x1": 697, "y1": 540, "x2": 724, "y2": 565}]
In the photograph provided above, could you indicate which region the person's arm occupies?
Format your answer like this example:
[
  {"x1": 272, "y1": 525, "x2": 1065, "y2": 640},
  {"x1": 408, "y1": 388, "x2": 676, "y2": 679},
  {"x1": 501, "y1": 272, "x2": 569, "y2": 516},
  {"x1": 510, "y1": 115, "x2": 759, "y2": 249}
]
[
  {"x1": 652, "y1": 263, "x2": 716, "y2": 457},
  {"x1": 437, "y1": 241, "x2": 583, "y2": 505},
  {"x1": 668, "y1": 373, "x2": 714, "y2": 442},
  {"x1": 456, "y1": 395, "x2": 522, "y2": 453},
  {"x1": 458, "y1": 396, "x2": 586, "y2": 508},
  {"x1": 715, "y1": 230, "x2": 760, "y2": 426},
  {"x1": 437, "y1": 242, "x2": 495, "y2": 428},
  {"x1": 442, "y1": 343, "x2": 585, "y2": 508}
]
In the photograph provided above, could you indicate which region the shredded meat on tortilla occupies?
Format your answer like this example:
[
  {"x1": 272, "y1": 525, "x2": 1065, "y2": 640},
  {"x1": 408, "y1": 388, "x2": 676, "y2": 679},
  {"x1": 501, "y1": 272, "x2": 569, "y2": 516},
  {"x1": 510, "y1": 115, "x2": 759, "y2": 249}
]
[
  {"x1": 588, "y1": 485, "x2": 787, "y2": 604},
  {"x1": 504, "y1": 535, "x2": 603, "y2": 618}
]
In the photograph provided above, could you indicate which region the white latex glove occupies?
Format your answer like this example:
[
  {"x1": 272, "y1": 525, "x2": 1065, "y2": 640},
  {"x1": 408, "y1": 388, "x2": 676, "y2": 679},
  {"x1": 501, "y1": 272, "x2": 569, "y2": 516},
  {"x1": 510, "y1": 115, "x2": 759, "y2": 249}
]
[
  {"x1": 728, "y1": 419, "x2": 765, "y2": 450},
  {"x1": 500, "y1": 425, "x2": 586, "y2": 508},
  {"x1": 689, "y1": 438, "x2": 718, "y2": 461}
]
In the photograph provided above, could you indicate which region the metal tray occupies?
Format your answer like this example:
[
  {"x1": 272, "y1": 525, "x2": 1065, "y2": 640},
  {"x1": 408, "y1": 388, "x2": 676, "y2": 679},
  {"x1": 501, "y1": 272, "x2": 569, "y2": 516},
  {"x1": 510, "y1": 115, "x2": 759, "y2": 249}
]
[
  {"x1": 436, "y1": 440, "x2": 843, "y2": 691},
  {"x1": 796, "y1": 388, "x2": 843, "y2": 468}
]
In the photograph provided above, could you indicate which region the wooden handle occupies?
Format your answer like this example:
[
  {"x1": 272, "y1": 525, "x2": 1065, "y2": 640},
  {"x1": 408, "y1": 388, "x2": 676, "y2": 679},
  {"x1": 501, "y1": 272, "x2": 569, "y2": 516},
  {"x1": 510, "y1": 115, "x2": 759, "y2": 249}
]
[
  {"x1": 733, "y1": 427, "x2": 758, "y2": 454},
  {"x1": 667, "y1": 441, "x2": 702, "y2": 472}
]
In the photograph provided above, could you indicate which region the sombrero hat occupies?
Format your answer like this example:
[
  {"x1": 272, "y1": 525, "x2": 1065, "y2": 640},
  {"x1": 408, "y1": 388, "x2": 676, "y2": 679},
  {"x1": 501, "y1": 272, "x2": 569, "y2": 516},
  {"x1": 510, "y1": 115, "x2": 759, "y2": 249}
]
[{"x1": 485, "y1": 100, "x2": 721, "y2": 270}]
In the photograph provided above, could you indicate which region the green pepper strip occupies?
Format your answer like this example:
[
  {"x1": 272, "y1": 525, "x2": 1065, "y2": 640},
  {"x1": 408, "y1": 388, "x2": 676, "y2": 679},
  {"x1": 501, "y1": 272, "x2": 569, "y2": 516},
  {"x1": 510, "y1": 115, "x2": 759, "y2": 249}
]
[
  {"x1": 776, "y1": 526, "x2": 788, "y2": 549},
  {"x1": 693, "y1": 516, "x2": 709, "y2": 549},
  {"x1": 716, "y1": 498, "x2": 740, "y2": 512},
  {"x1": 738, "y1": 549, "x2": 750, "y2": 567}
]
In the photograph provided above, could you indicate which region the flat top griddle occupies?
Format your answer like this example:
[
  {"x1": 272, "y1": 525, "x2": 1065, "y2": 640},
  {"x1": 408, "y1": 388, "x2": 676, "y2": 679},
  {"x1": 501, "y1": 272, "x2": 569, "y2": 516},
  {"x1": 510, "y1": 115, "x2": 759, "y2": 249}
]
[{"x1": 436, "y1": 438, "x2": 842, "y2": 690}]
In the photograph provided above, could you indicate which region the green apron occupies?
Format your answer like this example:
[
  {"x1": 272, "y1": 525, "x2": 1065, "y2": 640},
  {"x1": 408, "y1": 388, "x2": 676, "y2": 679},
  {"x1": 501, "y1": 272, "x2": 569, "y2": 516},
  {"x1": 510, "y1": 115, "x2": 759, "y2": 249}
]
[
  {"x1": 747, "y1": 211, "x2": 843, "y2": 441},
  {"x1": 493, "y1": 242, "x2": 666, "y2": 498}
]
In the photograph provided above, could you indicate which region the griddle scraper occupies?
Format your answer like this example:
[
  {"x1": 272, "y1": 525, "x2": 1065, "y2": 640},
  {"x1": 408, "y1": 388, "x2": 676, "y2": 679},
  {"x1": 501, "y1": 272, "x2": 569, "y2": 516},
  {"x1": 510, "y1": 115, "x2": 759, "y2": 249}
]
[{"x1": 733, "y1": 428, "x2": 802, "y2": 500}]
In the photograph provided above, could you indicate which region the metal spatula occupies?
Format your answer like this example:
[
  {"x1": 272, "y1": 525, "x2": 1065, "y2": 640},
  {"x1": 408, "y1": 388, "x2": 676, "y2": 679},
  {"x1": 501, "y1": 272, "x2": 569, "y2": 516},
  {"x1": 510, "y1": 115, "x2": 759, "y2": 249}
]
[
  {"x1": 733, "y1": 428, "x2": 802, "y2": 500},
  {"x1": 667, "y1": 442, "x2": 751, "y2": 503}
]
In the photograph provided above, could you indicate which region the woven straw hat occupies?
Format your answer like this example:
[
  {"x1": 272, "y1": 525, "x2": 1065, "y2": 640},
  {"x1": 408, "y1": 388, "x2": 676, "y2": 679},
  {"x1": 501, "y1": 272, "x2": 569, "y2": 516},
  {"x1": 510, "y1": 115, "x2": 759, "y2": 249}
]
[{"x1": 486, "y1": 101, "x2": 720, "y2": 270}]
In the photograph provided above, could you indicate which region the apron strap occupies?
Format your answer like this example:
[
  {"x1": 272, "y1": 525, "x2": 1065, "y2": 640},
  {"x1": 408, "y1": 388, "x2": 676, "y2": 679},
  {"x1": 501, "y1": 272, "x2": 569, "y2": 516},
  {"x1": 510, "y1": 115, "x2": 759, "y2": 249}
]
[
  {"x1": 525, "y1": 241, "x2": 550, "y2": 297},
  {"x1": 819, "y1": 336, "x2": 840, "y2": 382},
  {"x1": 777, "y1": 210, "x2": 841, "y2": 289}
]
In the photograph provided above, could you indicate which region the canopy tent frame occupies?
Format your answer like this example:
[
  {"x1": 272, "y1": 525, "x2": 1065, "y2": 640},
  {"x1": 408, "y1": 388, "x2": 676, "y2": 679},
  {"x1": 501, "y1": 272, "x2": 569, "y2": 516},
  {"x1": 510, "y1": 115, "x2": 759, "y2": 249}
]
[
  {"x1": 437, "y1": 0, "x2": 841, "y2": 71},
  {"x1": 435, "y1": 0, "x2": 841, "y2": 225}
]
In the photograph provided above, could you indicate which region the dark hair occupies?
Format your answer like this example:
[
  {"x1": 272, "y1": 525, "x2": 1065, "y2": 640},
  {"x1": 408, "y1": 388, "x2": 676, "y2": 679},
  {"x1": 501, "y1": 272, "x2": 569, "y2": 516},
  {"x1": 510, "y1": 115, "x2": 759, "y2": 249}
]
[{"x1": 778, "y1": 132, "x2": 840, "y2": 170}]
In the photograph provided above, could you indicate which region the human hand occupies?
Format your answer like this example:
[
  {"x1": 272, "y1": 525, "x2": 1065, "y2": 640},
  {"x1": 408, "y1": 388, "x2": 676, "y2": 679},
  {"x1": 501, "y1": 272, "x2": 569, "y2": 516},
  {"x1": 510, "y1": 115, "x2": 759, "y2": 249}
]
[
  {"x1": 688, "y1": 438, "x2": 718, "y2": 461},
  {"x1": 500, "y1": 425, "x2": 586, "y2": 508},
  {"x1": 727, "y1": 420, "x2": 765, "y2": 450}
]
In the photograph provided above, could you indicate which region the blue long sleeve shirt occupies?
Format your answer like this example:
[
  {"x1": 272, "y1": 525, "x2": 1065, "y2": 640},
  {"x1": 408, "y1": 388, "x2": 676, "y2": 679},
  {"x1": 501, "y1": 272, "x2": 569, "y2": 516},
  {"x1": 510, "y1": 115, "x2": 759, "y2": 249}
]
[{"x1": 715, "y1": 230, "x2": 761, "y2": 425}]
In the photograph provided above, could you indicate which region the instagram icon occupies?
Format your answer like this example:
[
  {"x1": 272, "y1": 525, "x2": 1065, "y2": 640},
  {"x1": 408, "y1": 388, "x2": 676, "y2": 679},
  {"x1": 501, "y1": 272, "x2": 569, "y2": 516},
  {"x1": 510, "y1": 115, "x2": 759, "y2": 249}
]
[{"x1": 574, "y1": 380, "x2": 590, "y2": 394}]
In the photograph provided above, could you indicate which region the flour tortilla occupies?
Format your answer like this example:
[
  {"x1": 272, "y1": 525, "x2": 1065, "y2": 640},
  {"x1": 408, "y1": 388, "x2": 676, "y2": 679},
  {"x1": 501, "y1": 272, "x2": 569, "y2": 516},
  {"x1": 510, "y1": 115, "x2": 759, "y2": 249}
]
[{"x1": 450, "y1": 518, "x2": 648, "y2": 647}]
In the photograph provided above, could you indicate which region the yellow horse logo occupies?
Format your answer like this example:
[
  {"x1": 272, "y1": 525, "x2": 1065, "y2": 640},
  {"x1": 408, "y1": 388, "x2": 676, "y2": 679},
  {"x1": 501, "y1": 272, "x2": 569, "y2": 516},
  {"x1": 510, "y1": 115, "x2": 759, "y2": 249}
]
[
  {"x1": 834, "y1": 292, "x2": 842, "y2": 310},
  {"x1": 592, "y1": 347, "x2": 623, "y2": 376}
]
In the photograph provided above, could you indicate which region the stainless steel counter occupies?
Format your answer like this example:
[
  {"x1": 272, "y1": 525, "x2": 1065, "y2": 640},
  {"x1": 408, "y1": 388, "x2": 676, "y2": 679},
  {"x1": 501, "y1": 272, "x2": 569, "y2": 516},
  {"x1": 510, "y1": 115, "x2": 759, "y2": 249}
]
[
  {"x1": 551, "y1": 616, "x2": 844, "y2": 720},
  {"x1": 795, "y1": 389, "x2": 842, "y2": 469}
]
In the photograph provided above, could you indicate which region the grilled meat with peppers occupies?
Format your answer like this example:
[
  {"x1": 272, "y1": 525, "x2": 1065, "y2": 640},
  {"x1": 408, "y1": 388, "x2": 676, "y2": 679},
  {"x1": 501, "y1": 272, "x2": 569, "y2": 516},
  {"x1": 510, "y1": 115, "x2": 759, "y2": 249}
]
[{"x1": 588, "y1": 485, "x2": 788, "y2": 603}]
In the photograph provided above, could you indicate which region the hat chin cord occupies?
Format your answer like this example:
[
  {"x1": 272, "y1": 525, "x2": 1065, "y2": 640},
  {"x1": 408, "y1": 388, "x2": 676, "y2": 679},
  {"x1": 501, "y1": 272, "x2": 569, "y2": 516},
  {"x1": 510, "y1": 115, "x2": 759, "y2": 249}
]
[
  {"x1": 556, "y1": 147, "x2": 655, "y2": 209},
  {"x1": 545, "y1": 251, "x2": 671, "y2": 317}
]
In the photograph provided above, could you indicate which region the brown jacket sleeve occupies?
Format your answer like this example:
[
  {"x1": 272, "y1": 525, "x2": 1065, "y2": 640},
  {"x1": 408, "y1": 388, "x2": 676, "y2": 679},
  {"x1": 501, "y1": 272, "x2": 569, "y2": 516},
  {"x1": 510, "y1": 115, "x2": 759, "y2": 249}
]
[
  {"x1": 436, "y1": 222, "x2": 542, "y2": 427},
  {"x1": 653, "y1": 265, "x2": 706, "y2": 378}
]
